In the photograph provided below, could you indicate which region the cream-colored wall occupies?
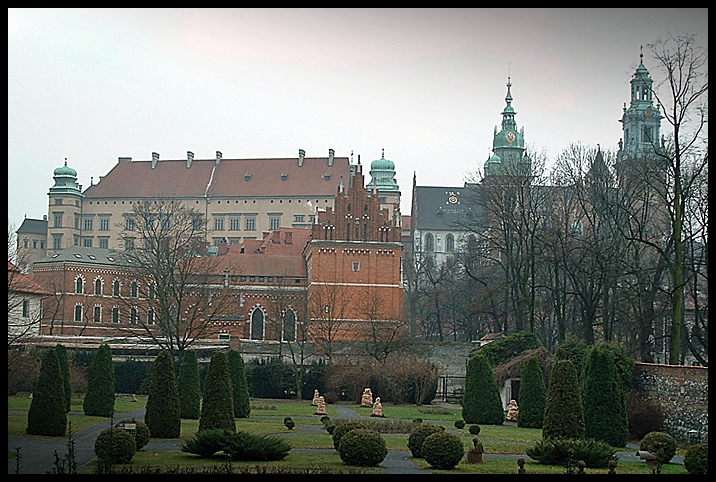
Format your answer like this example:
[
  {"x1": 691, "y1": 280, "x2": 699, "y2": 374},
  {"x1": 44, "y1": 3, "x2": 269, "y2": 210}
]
[
  {"x1": 8, "y1": 293, "x2": 44, "y2": 339},
  {"x1": 78, "y1": 195, "x2": 337, "y2": 250}
]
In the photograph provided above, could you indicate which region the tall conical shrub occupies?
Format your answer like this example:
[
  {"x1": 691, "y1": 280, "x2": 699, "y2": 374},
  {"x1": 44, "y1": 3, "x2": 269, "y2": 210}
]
[
  {"x1": 228, "y1": 349, "x2": 251, "y2": 418},
  {"x1": 517, "y1": 355, "x2": 547, "y2": 428},
  {"x1": 462, "y1": 352, "x2": 504, "y2": 425},
  {"x1": 27, "y1": 347, "x2": 67, "y2": 436},
  {"x1": 198, "y1": 351, "x2": 235, "y2": 432},
  {"x1": 178, "y1": 350, "x2": 201, "y2": 419},
  {"x1": 55, "y1": 343, "x2": 72, "y2": 413},
  {"x1": 82, "y1": 343, "x2": 115, "y2": 417},
  {"x1": 584, "y1": 343, "x2": 629, "y2": 447},
  {"x1": 543, "y1": 359, "x2": 584, "y2": 440},
  {"x1": 145, "y1": 350, "x2": 182, "y2": 438}
]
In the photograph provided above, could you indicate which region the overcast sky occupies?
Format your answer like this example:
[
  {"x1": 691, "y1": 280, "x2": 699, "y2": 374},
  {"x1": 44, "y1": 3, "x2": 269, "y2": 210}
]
[{"x1": 8, "y1": 8, "x2": 708, "y2": 231}]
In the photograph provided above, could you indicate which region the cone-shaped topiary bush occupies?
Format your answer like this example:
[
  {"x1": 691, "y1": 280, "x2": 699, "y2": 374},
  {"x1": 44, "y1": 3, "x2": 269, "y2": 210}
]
[
  {"x1": 55, "y1": 343, "x2": 72, "y2": 413},
  {"x1": 178, "y1": 350, "x2": 201, "y2": 420},
  {"x1": 145, "y1": 349, "x2": 181, "y2": 438},
  {"x1": 542, "y1": 359, "x2": 584, "y2": 440},
  {"x1": 462, "y1": 352, "x2": 504, "y2": 425},
  {"x1": 584, "y1": 343, "x2": 629, "y2": 447},
  {"x1": 518, "y1": 355, "x2": 547, "y2": 428},
  {"x1": 228, "y1": 349, "x2": 251, "y2": 418},
  {"x1": 199, "y1": 351, "x2": 235, "y2": 432},
  {"x1": 82, "y1": 343, "x2": 115, "y2": 417},
  {"x1": 27, "y1": 347, "x2": 67, "y2": 436}
]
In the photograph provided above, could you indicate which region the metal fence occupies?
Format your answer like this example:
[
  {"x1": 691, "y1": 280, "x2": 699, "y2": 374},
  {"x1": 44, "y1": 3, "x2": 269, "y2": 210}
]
[{"x1": 436, "y1": 375, "x2": 465, "y2": 403}]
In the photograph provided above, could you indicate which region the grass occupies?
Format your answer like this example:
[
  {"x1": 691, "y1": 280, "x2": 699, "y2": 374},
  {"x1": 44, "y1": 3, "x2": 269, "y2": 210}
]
[{"x1": 8, "y1": 394, "x2": 689, "y2": 474}]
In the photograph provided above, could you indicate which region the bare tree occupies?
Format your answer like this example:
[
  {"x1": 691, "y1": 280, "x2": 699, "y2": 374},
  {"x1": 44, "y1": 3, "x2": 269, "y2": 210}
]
[
  {"x1": 117, "y1": 200, "x2": 239, "y2": 359},
  {"x1": 307, "y1": 281, "x2": 352, "y2": 362},
  {"x1": 357, "y1": 289, "x2": 412, "y2": 362}
]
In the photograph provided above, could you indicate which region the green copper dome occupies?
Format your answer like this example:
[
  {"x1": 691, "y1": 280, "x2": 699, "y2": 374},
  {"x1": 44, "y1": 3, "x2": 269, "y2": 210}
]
[
  {"x1": 366, "y1": 148, "x2": 399, "y2": 192},
  {"x1": 53, "y1": 160, "x2": 77, "y2": 178}
]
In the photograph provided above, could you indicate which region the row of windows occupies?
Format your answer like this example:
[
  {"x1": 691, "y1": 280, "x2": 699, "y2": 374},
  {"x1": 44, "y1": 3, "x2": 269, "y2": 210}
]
[
  {"x1": 74, "y1": 276, "x2": 156, "y2": 299},
  {"x1": 71, "y1": 304, "x2": 297, "y2": 342},
  {"x1": 20, "y1": 238, "x2": 46, "y2": 250},
  {"x1": 75, "y1": 304, "x2": 154, "y2": 325},
  {"x1": 422, "y1": 233, "x2": 456, "y2": 252}
]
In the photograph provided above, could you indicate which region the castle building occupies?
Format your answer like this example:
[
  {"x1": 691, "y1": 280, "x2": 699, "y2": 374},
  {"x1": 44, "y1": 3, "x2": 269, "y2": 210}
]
[{"x1": 23, "y1": 152, "x2": 404, "y2": 355}]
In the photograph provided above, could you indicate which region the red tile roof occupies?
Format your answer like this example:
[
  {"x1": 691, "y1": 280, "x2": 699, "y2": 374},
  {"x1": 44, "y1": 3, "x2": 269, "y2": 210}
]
[
  {"x1": 83, "y1": 157, "x2": 351, "y2": 199},
  {"x1": 8, "y1": 261, "x2": 52, "y2": 296}
]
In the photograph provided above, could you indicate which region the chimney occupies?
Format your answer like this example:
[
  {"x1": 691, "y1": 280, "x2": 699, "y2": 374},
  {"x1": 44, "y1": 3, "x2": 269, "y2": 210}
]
[
  {"x1": 215, "y1": 151, "x2": 222, "y2": 165},
  {"x1": 151, "y1": 152, "x2": 159, "y2": 169},
  {"x1": 328, "y1": 148, "x2": 334, "y2": 167},
  {"x1": 285, "y1": 231, "x2": 292, "y2": 244},
  {"x1": 187, "y1": 151, "x2": 194, "y2": 168},
  {"x1": 43, "y1": 214, "x2": 47, "y2": 221},
  {"x1": 118, "y1": 156, "x2": 132, "y2": 163},
  {"x1": 298, "y1": 148, "x2": 305, "y2": 167}
]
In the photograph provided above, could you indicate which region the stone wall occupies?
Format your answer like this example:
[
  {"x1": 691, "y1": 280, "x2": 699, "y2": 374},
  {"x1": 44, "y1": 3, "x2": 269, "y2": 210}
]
[{"x1": 633, "y1": 362, "x2": 708, "y2": 443}]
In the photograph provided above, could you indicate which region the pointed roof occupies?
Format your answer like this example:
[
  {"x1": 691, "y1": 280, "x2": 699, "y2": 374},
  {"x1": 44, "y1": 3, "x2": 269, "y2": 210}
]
[{"x1": 8, "y1": 261, "x2": 52, "y2": 296}]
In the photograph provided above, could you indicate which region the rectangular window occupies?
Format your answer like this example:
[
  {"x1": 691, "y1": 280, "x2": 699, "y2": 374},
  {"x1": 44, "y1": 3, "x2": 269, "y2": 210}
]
[
  {"x1": 218, "y1": 333, "x2": 230, "y2": 340},
  {"x1": 229, "y1": 217, "x2": 241, "y2": 230},
  {"x1": 352, "y1": 262, "x2": 360, "y2": 271},
  {"x1": 54, "y1": 213, "x2": 63, "y2": 228},
  {"x1": 99, "y1": 238, "x2": 109, "y2": 249},
  {"x1": 55, "y1": 198, "x2": 63, "y2": 205},
  {"x1": 245, "y1": 217, "x2": 256, "y2": 231},
  {"x1": 309, "y1": 215, "x2": 316, "y2": 223},
  {"x1": 294, "y1": 214, "x2": 305, "y2": 223},
  {"x1": 214, "y1": 217, "x2": 225, "y2": 231},
  {"x1": 130, "y1": 308, "x2": 138, "y2": 324},
  {"x1": 112, "y1": 307, "x2": 120, "y2": 324},
  {"x1": 22, "y1": 299, "x2": 29, "y2": 317},
  {"x1": 40, "y1": 241, "x2": 45, "y2": 249},
  {"x1": 83, "y1": 238, "x2": 93, "y2": 247},
  {"x1": 99, "y1": 218, "x2": 110, "y2": 231},
  {"x1": 53, "y1": 234, "x2": 62, "y2": 250},
  {"x1": 269, "y1": 217, "x2": 280, "y2": 230},
  {"x1": 75, "y1": 214, "x2": 81, "y2": 229},
  {"x1": 192, "y1": 215, "x2": 203, "y2": 231},
  {"x1": 32, "y1": 240, "x2": 37, "y2": 249},
  {"x1": 147, "y1": 309, "x2": 155, "y2": 325},
  {"x1": 94, "y1": 306, "x2": 101, "y2": 323},
  {"x1": 125, "y1": 216, "x2": 135, "y2": 231},
  {"x1": 74, "y1": 304, "x2": 83, "y2": 322},
  {"x1": 84, "y1": 218, "x2": 93, "y2": 231}
]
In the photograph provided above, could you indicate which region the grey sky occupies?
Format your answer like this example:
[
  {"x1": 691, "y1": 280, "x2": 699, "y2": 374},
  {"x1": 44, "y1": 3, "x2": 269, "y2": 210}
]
[{"x1": 8, "y1": 8, "x2": 708, "y2": 231}]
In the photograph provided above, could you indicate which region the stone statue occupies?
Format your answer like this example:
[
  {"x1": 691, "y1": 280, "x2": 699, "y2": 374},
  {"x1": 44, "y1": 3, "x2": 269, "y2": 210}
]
[
  {"x1": 360, "y1": 388, "x2": 373, "y2": 407},
  {"x1": 312, "y1": 389, "x2": 320, "y2": 406},
  {"x1": 371, "y1": 397, "x2": 385, "y2": 417},
  {"x1": 315, "y1": 396, "x2": 327, "y2": 415},
  {"x1": 507, "y1": 399, "x2": 519, "y2": 422}
]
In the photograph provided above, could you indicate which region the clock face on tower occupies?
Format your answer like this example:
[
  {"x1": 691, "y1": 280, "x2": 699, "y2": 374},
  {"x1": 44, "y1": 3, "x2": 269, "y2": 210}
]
[
  {"x1": 506, "y1": 131, "x2": 516, "y2": 145},
  {"x1": 447, "y1": 191, "x2": 459, "y2": 204}
]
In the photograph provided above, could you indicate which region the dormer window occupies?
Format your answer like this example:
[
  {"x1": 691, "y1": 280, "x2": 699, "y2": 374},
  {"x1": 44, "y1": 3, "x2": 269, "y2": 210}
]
[
  {"x1": 245, "y1": 172, "x2": 252, "y2": 181},
  {"x1": 324, "y1": 173, "x2": 331, "y2": 180},
  {"x1": 281, "y1": 172, "x2": 289, "y2": 180}
]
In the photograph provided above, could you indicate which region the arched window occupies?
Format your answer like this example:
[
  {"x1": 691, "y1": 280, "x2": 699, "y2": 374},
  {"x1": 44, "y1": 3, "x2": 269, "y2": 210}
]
[
  {"x1": 283, "y1": 309, "x2": 296, "y2": 342},
  {"x1": 113, "y1": 280, "x2": 121, "y2": 297},
  {"x1": 75, "y1": 276, "x2": 84, "y2": 294},
  {"x1": 131, "y1": 281, "x2": 138, "y2": 298},
  {"x1": 425, "y1": 233, "x2": 434, "y2": 252},
  {"x1": 250, "y1": 308, "x2": 265, "y2": 340},
  {"x1": 94, "y1": 278, "x2": 103, "y2": 296},
  {"x1": 446, "y1": 234, "x2": 455, "y2": 252},
  {"x1": 147, "y1": 308, "x2": 155, "y2": 325}
]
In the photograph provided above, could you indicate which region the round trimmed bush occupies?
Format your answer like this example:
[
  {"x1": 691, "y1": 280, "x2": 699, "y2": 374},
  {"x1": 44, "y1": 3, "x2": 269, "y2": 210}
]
[
  {"x1": 454, "y1": 419, "x2": 465, "y2": 430},
  {"x1": 407, "y1": 423, "x2": 445, "y2": 458},
  {"x1": 115, "y1": 418, "x2": 150, "y2": 451},
  {"x1": 468, "y1": 424, "x2": 482, "y2": 435},
  {"x1": 332, "y1": 421, "x2": 368, "y2": 451},
  {"x1": 338, "y1": 428, "x2": 388, "y2": 467},
  {"x1": 94, "y1": 427, "x2": 137, "y2": 464},
  {"x1": 422, "y1": 431, "x2": 465, "y2": 470},
  {"x1": 684, "y1": 442, "x2": 707, "y2": 474},
  {"x1": 639, "y1": 431, "x2": 677, "y2": 465}
]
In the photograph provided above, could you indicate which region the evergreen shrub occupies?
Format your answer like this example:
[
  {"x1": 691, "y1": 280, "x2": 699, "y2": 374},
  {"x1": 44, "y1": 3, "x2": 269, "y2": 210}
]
[
  {"x1": 454, "y1": 419, "x2": 465, "y2": 430},
  {"x1": 82, "y1": 344, "x2": 116, "y2": 417},
  {"x1": 684, "y1": 442, "x2": 708, "y2": 474},
  {"x1": 145, "y1": 350, "x2": 181, "y2": 438},
  {"x1": 542, "y1": 359, "x2": 584, "y2": 440},
  {"x1": 461, "y1": 353, "x2": 504, "y2": 425},
  {"x1": 228, "y1": 350, "x2": 251, "y2": 418},
  {"x1": 518, "y1": 355, "x2": 547, "y2": 428},
  {"x1": 468, "y1": 424, "x2": 482, "y2": 435},
  {"x1": 55, "y1": 344, "x2": 72, "y2": 413},
  {"x1": 422, "y1": 431, "x2": 465, "y2": 470},
  {"x1": 332, "y1": 421, "x2": 368, "y2": 451},
  {"x1": 177, "y1": 350, "x2": 201, "y2": 420},
  {"x1": 407, "y1": 423, "x2": 444, "y2": 458},
  {"x1": 338, "y1": 428, "x2": 388, "y2": 467},
  {"x1": 626, "y1": 390, "x2": 664, "y2": 440},
  {"x1": 26, "y1": 347, "x2": 67, "y2": 436},
  {"x1": 94, "y1": 427, "x2": 136, "y2": 465},
  {"x1": 115, "y1": 418, "x2": 150, "y2": 451},
  {"x1": 639, "y1": 431, "x2": 677, "y2": 465},
  {"x1": 198, "y1": 351, "x2": 235, "y2": 433},
  {"x1": 525, "y1": 437, "x2": 617, "y2": 468},
  {"x1": 583, "y1": 343, "x2": 628, "y2": 447}
]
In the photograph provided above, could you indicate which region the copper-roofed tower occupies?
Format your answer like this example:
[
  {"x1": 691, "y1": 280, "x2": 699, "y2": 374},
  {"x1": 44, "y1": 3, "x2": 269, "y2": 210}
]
[
  {"x1": 47, "y1": 159, "x2": 83, "y2": 255},
  {"x1": 305, "y1": 158, "x2": 404, "y2": 346}
]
